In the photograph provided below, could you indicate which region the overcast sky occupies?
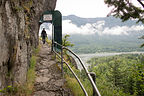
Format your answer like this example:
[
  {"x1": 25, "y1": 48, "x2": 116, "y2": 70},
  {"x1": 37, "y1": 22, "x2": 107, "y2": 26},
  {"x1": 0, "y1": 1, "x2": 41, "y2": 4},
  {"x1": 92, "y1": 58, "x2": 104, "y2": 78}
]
[
  {"x1": 40, "y1": 0, "x2": 143, "y2": 35},
  {"x1": 55, "y1": 0, "x2": 112, "y2": 18},
  {"x1": 55, "y1": 0, "x2": 141, "y2": 18}
]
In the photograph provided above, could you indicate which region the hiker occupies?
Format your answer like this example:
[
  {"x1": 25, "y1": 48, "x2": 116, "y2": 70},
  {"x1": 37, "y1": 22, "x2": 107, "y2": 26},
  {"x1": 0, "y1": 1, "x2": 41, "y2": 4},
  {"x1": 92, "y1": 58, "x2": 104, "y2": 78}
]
[{"x1": 41, "y1": 28, "x2": 47, "y2": 44}]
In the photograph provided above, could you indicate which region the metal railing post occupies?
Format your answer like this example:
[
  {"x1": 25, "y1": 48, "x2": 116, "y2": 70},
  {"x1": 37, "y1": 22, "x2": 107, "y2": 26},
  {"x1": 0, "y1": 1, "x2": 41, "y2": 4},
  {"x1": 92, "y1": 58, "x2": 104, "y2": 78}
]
[
  {"x1": 53, "y1": 42, "x2": 101, "y2": 96},
  {"x1": 90, "y1": 72, "x2": 97, "y2": 96},
  {"x1": 63, "y1": 47, "x2": 101, "y2": 96},
  {"x1": 61, "y1": 46, "x2": 64, "y2": 77},
  {"x1": 54, "y1": 44, "x2": 57, "y2": 59},
  {"x1": 51, "y1": 24, "x2": 54, "y2": 52}
]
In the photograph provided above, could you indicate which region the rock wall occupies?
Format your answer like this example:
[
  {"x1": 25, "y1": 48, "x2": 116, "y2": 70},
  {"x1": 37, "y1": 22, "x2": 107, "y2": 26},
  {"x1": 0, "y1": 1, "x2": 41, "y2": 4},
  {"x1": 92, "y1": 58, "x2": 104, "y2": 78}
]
[{"x1": 0, "y1": 0, "x2": 57, "y2": 89}]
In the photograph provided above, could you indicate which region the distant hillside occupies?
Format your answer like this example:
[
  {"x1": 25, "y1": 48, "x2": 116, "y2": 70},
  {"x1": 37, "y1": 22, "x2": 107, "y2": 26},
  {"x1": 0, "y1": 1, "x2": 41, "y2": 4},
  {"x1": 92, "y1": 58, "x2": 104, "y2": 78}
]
[
  {"x1": 63, "y1": 15, "x2": 142, "y2": 27},
  {"x1": 62, "y1": 15, "x2": 144, "y2": 53}
]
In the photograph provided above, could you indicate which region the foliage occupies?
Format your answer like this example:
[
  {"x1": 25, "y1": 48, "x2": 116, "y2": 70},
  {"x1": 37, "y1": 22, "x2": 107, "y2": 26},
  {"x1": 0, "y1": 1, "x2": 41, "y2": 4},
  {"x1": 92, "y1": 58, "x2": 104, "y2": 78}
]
[
  {"x1": 106, "y1": 59, "x2": 125, "y2": 87},
  {"x1": 58, "y1": 35, "x2": 93, "y2": 96},
  {"x1": 104, "y1": 0, "x2": 144, "y2": 47},
  {"x1": 45, "y1": 37, "x2": 52, "y2": 45},
  {"x1": 33, "y1": 45, "x2": 40, "y2": 55},
  {"x1": 62, "y1": 34, "x2": 75, "y2": 60},
  {"x1": 63, "y1": 34, "x2": 74, "y2": 47},
  {"x1": 63, "y1": 62, "x2": 93, "y2": 96},
  {"x1": 0, "y1": 86, "x2": 17, "y2": 95},
  {"x1": 64, "y1": 75, "x2": 85, "y2": 96},
  {"x1": 134, "y1": 56, "x2": 144, "y2": 95},
  {"x1": 25, "y1": 55, "x2": 37, "y2": 95},
  {"x1": 17, "y1": 46, "x2": 39, "y2": 95},
  {"x1": 104, "y1": 0, "x2": 144, "y2": 23},
  {"x1": 2, "y1": 46, "x2": 39, "y2": 96},
  {"x1": 140, "y1": 43, "x2": 144, "y2": 48},
  {"x1": 88, "y1": 54, "x2": 144, "y2": 96}
]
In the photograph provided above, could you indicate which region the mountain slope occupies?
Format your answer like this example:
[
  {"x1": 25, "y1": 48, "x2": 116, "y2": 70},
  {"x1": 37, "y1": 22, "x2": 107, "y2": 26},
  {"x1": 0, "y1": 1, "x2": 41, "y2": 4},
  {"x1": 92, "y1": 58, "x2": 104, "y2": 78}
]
[
  {"x1": 62, "y1": 15, "x2": 144, "y2": 53},
  {"x1": 63, "y1": 15, "x2": 142, "y2": 27}
]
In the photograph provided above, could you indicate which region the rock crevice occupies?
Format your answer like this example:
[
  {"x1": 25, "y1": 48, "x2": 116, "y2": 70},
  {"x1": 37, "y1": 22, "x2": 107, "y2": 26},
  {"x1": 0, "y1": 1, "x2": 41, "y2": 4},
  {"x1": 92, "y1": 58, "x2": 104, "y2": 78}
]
[{"x1": 0, "y1": 0, "x2": 57, "y2": 91}]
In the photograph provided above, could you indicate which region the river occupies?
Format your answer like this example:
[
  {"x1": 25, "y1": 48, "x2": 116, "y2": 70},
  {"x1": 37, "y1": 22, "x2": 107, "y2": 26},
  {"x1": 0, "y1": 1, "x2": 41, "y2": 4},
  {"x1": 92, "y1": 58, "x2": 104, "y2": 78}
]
[{"x1": 72, "y1": 52, "x2": 144, "y2": 70}]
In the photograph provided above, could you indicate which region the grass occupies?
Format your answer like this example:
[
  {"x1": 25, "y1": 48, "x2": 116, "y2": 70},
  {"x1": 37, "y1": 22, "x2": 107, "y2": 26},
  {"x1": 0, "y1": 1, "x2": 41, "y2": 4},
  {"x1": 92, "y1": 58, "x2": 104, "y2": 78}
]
[
  {"x1": 23, "y1": 45, "x2": 40, "y2": 95},
  {"x1": 0, "y1": 52, "x2": 38, "y2": 96},
  {"x1": 45, "y1": 38, "x2": 52, "y2": 45},
  {"x1": 39, "y1": 37, "x2": 52, "y2": 46},
  {"x1": 25, "y1": 55, "x2": 37, "y2": 95},
  {"x1": 39, "y1": 36, "x2": 94, "y2": 96},
  {"x1": 64, "y1": 70, "x2": 93, "y2": 96},
  {"x1": 14, "y1": 46, "x2": 39, "y2": 96},
  {"x1": 54, "y1": 53, "x2": 87, "y2": 96},
  {"x1": 64, "y1": 75, "x2": 85, "y2": 96},
  {"x1": 57, "y1": 53, "x2": 93, "y2": 96},
  {"x1": 33, "y1": 46, "x2": 40, "y2": 55}
]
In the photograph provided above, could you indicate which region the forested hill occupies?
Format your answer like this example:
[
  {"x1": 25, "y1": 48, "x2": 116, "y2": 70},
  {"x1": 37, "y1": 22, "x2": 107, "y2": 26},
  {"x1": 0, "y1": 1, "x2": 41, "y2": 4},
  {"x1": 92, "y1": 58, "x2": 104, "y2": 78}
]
[
  {"x1": 62, "y1": 15, "x2": 144, "y2": 53},
  {"x1": 87, "y1": 54, "x2": 144, "y2": 96}
]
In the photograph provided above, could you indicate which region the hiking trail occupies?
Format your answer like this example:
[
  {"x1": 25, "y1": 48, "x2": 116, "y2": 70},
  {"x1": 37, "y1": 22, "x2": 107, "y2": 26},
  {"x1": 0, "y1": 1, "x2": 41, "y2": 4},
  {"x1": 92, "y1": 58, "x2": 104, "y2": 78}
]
[{"x1": 33, "y1": 41, "x2": 72, "y2": 96}]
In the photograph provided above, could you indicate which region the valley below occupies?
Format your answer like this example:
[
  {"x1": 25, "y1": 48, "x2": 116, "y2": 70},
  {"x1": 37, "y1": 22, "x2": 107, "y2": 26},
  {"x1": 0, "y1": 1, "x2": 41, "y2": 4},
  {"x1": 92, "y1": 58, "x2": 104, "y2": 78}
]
[{"x1": 73, "y1": 51, "x2": 144, "y2": 69}]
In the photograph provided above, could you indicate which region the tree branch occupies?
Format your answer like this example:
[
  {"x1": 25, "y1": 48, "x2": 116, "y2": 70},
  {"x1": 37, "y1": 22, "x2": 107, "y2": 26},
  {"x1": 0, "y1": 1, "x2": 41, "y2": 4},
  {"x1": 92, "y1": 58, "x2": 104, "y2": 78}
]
[{"x1": 137, "y1": 0, "x2": 144, "y2": 8}]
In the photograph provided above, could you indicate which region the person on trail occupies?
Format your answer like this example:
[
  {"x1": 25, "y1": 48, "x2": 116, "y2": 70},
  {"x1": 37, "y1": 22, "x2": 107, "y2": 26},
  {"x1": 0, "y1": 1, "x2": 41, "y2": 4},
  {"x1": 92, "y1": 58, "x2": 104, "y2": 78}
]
[{"x1": 41, "y1": 28, "x2": 47, "y2": 44}]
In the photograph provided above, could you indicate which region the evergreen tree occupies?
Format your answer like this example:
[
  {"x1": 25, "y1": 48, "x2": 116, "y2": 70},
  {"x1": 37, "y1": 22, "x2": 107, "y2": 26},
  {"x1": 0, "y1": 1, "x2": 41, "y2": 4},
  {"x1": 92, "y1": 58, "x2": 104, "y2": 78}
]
[
  {"x1": 133, "y1": 56, "x2": 144, "y2": 96},
  {"x1": 106, "y1": 58, "x2": 124, "y2": 88}
]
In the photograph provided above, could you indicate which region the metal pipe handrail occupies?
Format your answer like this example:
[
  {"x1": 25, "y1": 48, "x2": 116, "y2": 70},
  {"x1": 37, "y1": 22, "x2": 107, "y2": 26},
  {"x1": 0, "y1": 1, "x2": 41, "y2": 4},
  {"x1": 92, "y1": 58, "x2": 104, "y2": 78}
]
[
  {"x1": 53, "y1": 41, "x2": 101, "y2": 96},
  {"x1": 63, "y1": 47, "x2": 101, "y2": 96},
  {"x1": 53, "y1": 48, "x2": 88, "y2": 96}
]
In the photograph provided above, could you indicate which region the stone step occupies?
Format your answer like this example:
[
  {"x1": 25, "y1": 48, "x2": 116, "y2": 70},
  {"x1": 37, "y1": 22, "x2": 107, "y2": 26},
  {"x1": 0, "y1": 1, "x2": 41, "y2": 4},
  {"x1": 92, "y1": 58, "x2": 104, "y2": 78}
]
[
  {"x1": 33, "y1": 42, "x2": 72, "y2": 96},
  {"x1": 33, "y1": 90, "x2": 58, "y2": 96}
]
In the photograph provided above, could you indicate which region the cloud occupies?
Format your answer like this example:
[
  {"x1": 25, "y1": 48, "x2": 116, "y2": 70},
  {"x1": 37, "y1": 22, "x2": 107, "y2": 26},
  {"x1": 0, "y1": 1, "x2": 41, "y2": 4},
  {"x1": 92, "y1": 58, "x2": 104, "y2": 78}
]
[
  {"x1": 62, "y1": 20, "x2": 144, "y2": 35},
  {"x1": 39, "y1": 20, "x2": 144, "y2": 36},
  {"x1": 102, "y1": 25, "x2": 144, "y2": 35},
  {"x1": 62, "y1": 20, "x2": 96, "y2": 35},
  {"x1": 130, "y1": 25, "x2": 144, "y2": 31},
  {"x1": 102, "y1": 26, "x2": 129, "y2": 35}
]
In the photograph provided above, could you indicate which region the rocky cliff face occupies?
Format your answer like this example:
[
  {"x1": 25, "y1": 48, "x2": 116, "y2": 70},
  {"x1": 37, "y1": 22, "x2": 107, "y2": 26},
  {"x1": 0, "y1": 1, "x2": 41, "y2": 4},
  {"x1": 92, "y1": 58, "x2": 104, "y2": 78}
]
[{"x1": 0, "y1": 0, "x2": 57, "y2": 90}]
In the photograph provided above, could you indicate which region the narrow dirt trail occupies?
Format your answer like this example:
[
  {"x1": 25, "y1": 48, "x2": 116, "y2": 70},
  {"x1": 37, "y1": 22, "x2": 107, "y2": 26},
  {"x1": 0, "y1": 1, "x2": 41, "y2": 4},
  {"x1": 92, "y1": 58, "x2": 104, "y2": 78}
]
[{"x1": 33, "y1": 42, "x2": 71, "y2": 96}]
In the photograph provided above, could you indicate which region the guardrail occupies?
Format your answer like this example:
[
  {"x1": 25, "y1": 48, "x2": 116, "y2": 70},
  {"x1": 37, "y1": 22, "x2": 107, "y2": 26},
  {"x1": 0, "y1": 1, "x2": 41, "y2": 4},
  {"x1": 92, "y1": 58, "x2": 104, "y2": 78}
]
[{"x1": 52, "y1": 41, "x2": 101, "y2": 96}]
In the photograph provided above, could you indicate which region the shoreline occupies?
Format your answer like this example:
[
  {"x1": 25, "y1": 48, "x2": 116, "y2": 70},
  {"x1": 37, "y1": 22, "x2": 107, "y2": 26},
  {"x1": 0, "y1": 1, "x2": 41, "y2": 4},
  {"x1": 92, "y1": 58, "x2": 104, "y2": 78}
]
[{"x1": 73, "y1": 51, "x2": 144, "y2": 70}]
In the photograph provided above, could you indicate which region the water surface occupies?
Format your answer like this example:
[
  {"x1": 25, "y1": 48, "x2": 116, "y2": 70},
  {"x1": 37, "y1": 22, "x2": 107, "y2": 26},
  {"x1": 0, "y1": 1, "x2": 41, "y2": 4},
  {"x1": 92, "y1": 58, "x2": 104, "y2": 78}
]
[{"x1": 73, "y1": 52, "x2": 144, "y2": 69}]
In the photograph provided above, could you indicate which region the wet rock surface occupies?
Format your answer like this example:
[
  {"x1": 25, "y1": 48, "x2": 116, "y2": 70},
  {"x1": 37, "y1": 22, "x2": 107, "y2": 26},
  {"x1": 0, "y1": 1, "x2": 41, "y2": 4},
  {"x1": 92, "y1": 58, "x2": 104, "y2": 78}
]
[{"x1": 33, "y1": 42, "x2": 72, "y2": 96}]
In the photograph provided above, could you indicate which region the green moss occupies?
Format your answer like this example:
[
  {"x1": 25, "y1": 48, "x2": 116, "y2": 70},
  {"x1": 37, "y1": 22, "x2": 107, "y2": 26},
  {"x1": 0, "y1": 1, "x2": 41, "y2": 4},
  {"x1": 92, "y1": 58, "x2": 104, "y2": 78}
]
[{"x1": 0, "y1": 85, "x2": 17, "y2": 95}]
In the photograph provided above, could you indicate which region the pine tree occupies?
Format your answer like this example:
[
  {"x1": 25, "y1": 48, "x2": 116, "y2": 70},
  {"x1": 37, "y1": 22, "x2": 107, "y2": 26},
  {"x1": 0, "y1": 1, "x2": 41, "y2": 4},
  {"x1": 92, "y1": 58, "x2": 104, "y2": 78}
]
[
  {"x1": 106, "y1": 58, "x2": 124, "y2": 88},
  {"x1": 134, "y1": 56, "x2": 144, "y2": 96}
]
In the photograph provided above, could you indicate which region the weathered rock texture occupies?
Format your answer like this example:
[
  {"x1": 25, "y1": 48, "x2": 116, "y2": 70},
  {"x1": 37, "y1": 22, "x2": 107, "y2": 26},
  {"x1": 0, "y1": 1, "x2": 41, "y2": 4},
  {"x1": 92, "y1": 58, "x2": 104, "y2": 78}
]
[{"x1": 0, "y1": 0, "x2": 57, "y2": 90}]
